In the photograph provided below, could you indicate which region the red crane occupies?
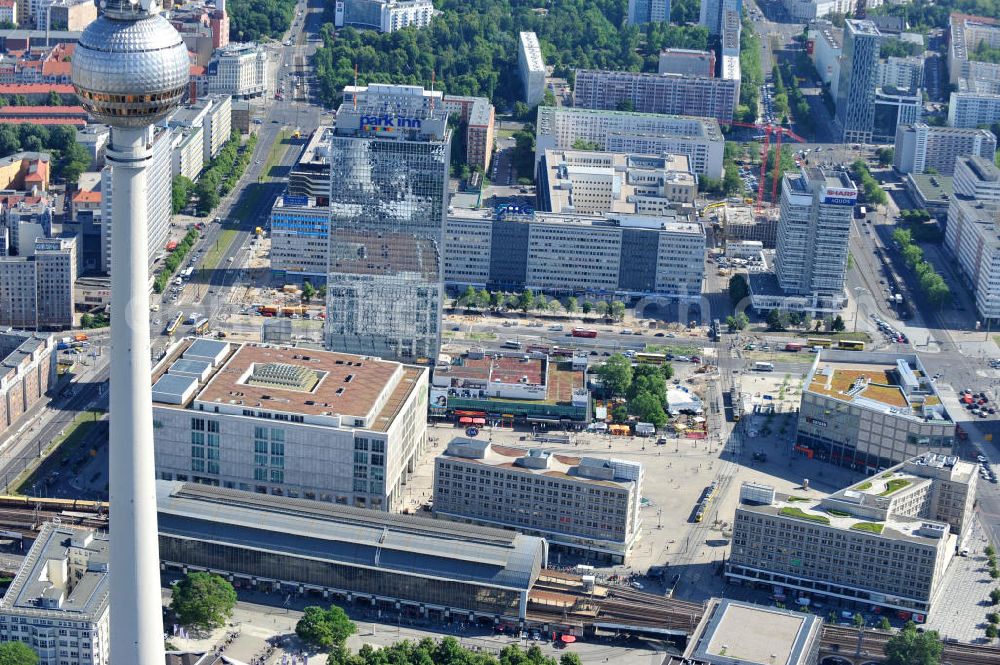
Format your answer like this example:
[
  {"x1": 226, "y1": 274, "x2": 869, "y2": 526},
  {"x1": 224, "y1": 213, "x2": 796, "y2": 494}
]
[{"x1": 727, "y1": 122, "x2": 807, "y2": 214}]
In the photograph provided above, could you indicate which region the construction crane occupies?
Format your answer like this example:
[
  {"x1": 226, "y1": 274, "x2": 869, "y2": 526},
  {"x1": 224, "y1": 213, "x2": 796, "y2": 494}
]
[{"x1": 728, "y1": 122, "x2": 808, "y2": 214}]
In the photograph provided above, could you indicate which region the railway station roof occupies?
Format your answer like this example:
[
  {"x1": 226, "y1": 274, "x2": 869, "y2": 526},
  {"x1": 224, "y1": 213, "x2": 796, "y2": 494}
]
[{"x1": 155, "y1": 482, "x2": 545, "y2": 591}]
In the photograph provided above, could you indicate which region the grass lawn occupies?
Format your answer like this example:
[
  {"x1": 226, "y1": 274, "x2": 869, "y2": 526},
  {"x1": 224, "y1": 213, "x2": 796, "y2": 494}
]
[
  {"x1": 790, "y1": 331, "x2": 871, "y2": 343},
  {"x1": 856, "y1": 481, "x2": 872, "y2": 491},
  {"x1": 203, "y1": 228, "x2": 238, "y2": 270},
  {"x1": 779, "y1": 506, "x2": 831, "y2": 524},
  {"x1": 645, "y1": 343, "x2": 701, "y2": 356},
  {"x1": 497, "y1": 128, "x2": 518, "y2": 140},
  {"x1": 467, "y1": 332, "x2": 498, "y2": 341},
  {"x1": 879, "y1": 478, "x2": 911, "y2": 496},
  {"x1": 263, "y1": 130, "x2": 291, "y2": 180},
  {"x1": 851, "y1": 522, "x2": 885, "y2": 534},
  {"x1": 786, "y1": 496, "x2": 811, "y2": 502}
]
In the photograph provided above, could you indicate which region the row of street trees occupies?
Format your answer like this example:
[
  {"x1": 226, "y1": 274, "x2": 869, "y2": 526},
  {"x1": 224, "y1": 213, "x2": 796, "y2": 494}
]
[
  {"x1": 455, "y1": 286, "x2": 627, "y2": 320},
  {"x1": 891, "y1": 228, "x2": 950, "y2": 308}
]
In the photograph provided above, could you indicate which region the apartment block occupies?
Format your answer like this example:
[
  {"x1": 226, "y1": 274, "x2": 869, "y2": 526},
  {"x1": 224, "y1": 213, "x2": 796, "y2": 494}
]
[
  {"x1": 658, "y1": 48, "x2": 715, "y2": 77},
  {"x1": 948, "y1": 14, "x2": 1000, "y2": 127},
  {"x1": 946, "y1": 156, "x2": 1000, "y2": 321},
  {"x1": 336, "y1": 0, "x2": 434, "y2": 33},
  {"x1": 169, "y1": 94, "x2": 232, "y2": 164},
  {"x1": 627, "y1": 0, "x2": 670, "y2": 24},
  {"x1": 171, "y1": 125, "x2": 204, "y2": 181},
  {"x1": 0, "y1": 236, "x2": 76, "y2": 329},
  {"x1": 728, "y1": 452, "x2": 976, "y2": 615},
  {"x1": 152, "y1": 339, "x2": 429, "y2": 511},
  {"x1": 535, "y1": 106, "x2": 725, "y2": 179},
  {"x1": 895, "y1": 123, "x2": 997, "y2": 175},
  {"x1": 443, "y1": 208, "x2": 705, "y2": 298},
  {"x1": 878, "y1": 56, "x2": 924, "y2": 93},
  {"x1": 269, "y1": 194, "x2": 329, "y2": 281},
  {"x1": 699, "y1": 0, "x2": 740, "y2": 35},
  {"x1": 0, "y1": 525, "x2": 109, "y2": 665},
  {"x1": 795, "y1": 351, "x2": 957, "y2": 470},
  {"x1": 538, "y1": 149, "x2": 696, "y2": 213},
  {"x1": 433, "y1": 438, "x2": 643, "y2": 562},
  {"x1": 810, "y1": 21, "x2": 843, "y2": 97},
  {"x1": 836, "y1": 19, "x2": 881, "y2": 143},
  {"x1": 0, "y1": 330, "x2": 54, "y2": 442},
  {"x1": 574, "y1": 69, "x2": 738, "y2": 123},
  {"x1": 775, "y1": 166, "x2": 856, "y2": 299},
  {"x1": 442, "y1": 95, "x2": 495, "y2": 171},
  {"x1": 518, "y1": 32, "x2": 546, "y2": 107}
]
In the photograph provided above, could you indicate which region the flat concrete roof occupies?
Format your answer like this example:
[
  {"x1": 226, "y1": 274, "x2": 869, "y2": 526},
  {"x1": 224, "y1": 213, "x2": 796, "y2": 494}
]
[{"x1": 687, "y1": 599, "x2": 819, "y2": 665}]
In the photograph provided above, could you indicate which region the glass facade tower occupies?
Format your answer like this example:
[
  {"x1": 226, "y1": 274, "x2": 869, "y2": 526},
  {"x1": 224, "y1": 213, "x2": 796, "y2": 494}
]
[{"x1": 325, "y1": 84, "x2": 451, "y2": 362}]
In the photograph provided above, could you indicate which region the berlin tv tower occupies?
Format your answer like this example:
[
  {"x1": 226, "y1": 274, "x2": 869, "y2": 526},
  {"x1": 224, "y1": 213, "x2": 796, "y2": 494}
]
[{"x1": 71, "y1": 0, "x2": 188, "y2": 661}]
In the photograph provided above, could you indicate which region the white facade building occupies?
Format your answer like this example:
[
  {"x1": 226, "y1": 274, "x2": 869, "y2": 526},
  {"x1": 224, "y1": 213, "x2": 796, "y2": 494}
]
[
  {"x1": 100, "y1": 124, "x2": 172, "y2": 274},
  {"x1": 894, "y1": 124, "x2": 997, "y2": 175},
  {"x1": 0, "y1": 525, "x2": 110, "y2": 665},
  {"x1": 518, "y1": 32, "x2": 546, "y2": 107},
  {"x1": 171, "y1": 125, "x2": 204, "y2": 181},
  {"x1": 775, "y1": 166, "x2": 856, "y2": 302},
  {"x1": 0, "y1": 236, "x2": 76, "y2": 329},
  {"x1": 207, "y1": 42, "x2": 268, "y2": 98},
  {"x1": 336, "y1": 0, "x2": 434, "y2": 33},
  {"x1": 946, "y1": 157, "x2": 1000, "y2": 321},
  {"x1": 152, "y1": 339, "x2": 430, "y2": 511},
  {"x1": 535, "y1": 105, "x2": 725, "y2": 179}
]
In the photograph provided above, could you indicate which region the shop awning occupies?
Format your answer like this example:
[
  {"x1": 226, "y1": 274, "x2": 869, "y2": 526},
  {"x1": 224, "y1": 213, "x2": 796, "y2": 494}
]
[
  {"x1": 561, "y1": 635, "x2": 576, "y2": 644},
  {"x1": 459, "y1": 416, "x2": 473, "y2": 424},
  {"x1": 473, "y1": 417, "x2": 486, "y2": 424}
]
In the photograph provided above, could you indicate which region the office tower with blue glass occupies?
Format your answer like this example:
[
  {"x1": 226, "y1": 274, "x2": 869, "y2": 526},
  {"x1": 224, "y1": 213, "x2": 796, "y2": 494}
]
[{"x1": 325, "y1": 84, "x2": 450, "y2": 363}]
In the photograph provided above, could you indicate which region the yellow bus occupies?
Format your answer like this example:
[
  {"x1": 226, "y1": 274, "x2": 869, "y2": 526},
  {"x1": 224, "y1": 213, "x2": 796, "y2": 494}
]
[
  {"x1": 165, "y1": 312, "x2": 184, "y2": 336},
  {"x1": 838, "y1": 340, "x2": 865, "y2": 351},
  {"x1": 634, "y1": 352, "x2": 667, "y2": 365},
  {"x1": 193, "y1": 318, "x2": 210, "y2": 335},
  {"x1": 806, "y1": 337, "x2": 833, "y2": 348}
]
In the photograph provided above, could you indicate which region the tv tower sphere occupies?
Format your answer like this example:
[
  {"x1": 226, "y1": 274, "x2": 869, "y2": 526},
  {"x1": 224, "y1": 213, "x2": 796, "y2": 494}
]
[{"x1": 71, "y1": 0, "x2": 189, "y2": 128}]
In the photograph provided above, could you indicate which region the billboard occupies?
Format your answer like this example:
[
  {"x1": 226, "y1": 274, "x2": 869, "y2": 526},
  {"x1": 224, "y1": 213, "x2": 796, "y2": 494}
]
[
  {"x1": 429, "y1": 387, "x2": 449, "y2": 413},
  {"x1": 822, "y1": 188, "x2": 857, "y2": 206},
  {"x1": 334, "y1": 0, "x2": 344, "y2": 26}
]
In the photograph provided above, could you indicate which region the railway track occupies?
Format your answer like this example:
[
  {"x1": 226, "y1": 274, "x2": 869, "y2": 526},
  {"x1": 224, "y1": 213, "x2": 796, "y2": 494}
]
[{"x1": 820, "y1": 625, "x2": 1000, "y2": 665}]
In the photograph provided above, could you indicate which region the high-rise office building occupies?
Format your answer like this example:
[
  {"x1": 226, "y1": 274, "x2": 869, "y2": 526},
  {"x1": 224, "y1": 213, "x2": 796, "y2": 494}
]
[
  {"x1": 775, "y1": 166, "x2": 856, "y2": 300},
  {"x1": 837, "y1": 19, "x2": 881, "y2": 143},
  {"x1": 699, "y1": 0, "x2": 740, "y2": 35},
  {"x1": 324, "y1": 84, "x2": 450, "y2": 363},
  {"x1": 627, "y1": 0, "x2": 670, "y2": 25},
  {"x1": 0, "y1": 236, "x2": 76, "y2": 329}
]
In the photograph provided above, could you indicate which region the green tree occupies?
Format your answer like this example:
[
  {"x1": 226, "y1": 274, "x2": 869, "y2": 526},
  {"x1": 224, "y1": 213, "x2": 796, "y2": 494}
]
[
  {"x1": 598, "y1": 354, "x2": 634, "y2": 397},
  {"x1": 0, "y1": 642, "x2": 39, "y2": 665},
  {"x1": 610, "y1": 300, "x2": 626, "y2": 321},
  {"x1": 766, "y1": 309, "x2": 787, "y2": 331},
  {"x1": 518, "y1": 289, "x2": 535, "y2": 313},
  {"x1": 852, "y1": 613, "x2": 864, "y2": 628},
  {"x1": 988, "y1": 612, "x2": 999, "y2": 624},
  {"x1": 729, "y1": 274, "x2": 750, "y2": 305},
  {"x1": 170, "y1": 573, "x2": 237, "y2": 630},
  {"x1": 194, "y1": 179, "x2": 220, "y2": 216},
  {"x1": 629, "y1": 391, "x2": 667, "y2": 429},
  {"x1": 566, "y1": 296, "x2": 578, "y2": 313},
  {"x1": 611, "y1": 403, "x2": 628, "y2": 423},
  {"x1": 560, "y1": 653, "x2": 583, "y2": 665},
  {"x1": 171, "y1": 175, "x2": 193, "y2": 215},
  {"x1": 989, "y1": 624, "x2": 999, "y2": 640},
  {"x1": 987, "y1": 545, "x2": 996, "y2": 557},
  {"x1": 990, "y1": 588, "x2": 1000, "y2": 605},
  {"x1": 831, "y1": 315, "x2": 846, "y2": 332},
  {"x1": 490, "y1": 291, "x2": 505, "y2": 311},
  {"x1": 295, "y1": 604, "x2": 357, "y2": 650},
  {"x1": 46, "y1": 89, "x2": 62, "y2": 106},
  {"x1": 581, "y1": 301, "x2": 593, "y2": 314},
  {"x1": 302, "y1": 281, "x2": 317, "y2": 302},
  {"x1": 879, "y1": 616, "x2": 893, "y2": 631},
  {"x1": 595, "y1": 301, "x2": 609, "y2": 317},
  {"x1": 80, "y1": 313, "x2": 94, "y2": 328},
  {"x1": 885, "y1": 620, "x2": 942, "y2": 665},
  {"x1": 476, "y1": 288, "x2": 490, "y2": 309},
  {"x1": 460, "y1": 285, "x2": 476, "y2": 307}
]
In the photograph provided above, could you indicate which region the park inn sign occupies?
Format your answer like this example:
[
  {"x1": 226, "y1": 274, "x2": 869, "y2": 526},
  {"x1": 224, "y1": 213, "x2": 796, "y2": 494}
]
[{"x1": 360, "y1": 114, "x2": 423, "y2": 130}]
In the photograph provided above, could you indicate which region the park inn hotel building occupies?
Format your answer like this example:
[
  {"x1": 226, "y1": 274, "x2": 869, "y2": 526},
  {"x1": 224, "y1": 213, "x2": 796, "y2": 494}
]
[
  {"x1": 324, "y1": 83, "x2": 450, "y2": 364},
  {"x1": 150, "y1": 338, "x2": 429, "y2": 511},
  {"x1": 727, "y1": 452, "x2": 977, "y2": 616}
]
